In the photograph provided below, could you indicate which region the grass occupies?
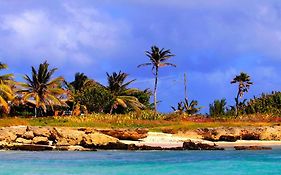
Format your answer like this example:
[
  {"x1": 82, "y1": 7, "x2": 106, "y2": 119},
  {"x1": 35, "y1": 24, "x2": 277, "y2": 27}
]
[{"x1": 0, "y1": 113, "x2": 280, "y2": 133}]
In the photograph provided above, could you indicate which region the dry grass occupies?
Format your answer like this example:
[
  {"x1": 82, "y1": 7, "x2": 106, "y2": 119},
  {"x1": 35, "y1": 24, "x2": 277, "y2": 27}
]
[
  {"x1": 0, "y1": 113, "x2": 280, "y2": 133},
  {"x1": 0, "y1": 117, "x2": 29, "y2": 127}
]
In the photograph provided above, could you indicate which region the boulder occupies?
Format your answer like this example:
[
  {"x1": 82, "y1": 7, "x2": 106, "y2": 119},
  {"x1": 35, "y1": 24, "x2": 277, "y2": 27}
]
[
  {"x1": 0, "y1": 141, "x2": 8, "y2": 149},
  {"x1": 16, "y1": 138, "x2": 32, "y2": 144},
  {"x1": 0, "y1": 130, "x2": 17, "y2": 142},
  {"x1": 28, "y1": 126, "x2": 51, "y2": 137},
  {"x1": 51, "y1": 127, "x2": 85, "y2": 146},
  {"x1": 81, "y1": 132, "x2": 119, "y2": 147},
  {"x1": 8, "y1": 144, "x2": 53, "y2": 151},
  {"x1": 33, "y1": 136, "x2": 50, "y2": 145},
  {"x1": 5, "y1": 126, "x2": 27, "y2": 137},
  {"x1": 260, "y1": 126, "x2": 281, "y2": 140},
  {"x1": 55, "y1": 145, "x2": 93, "y2": 151},
  {"x1": 183, "y1": 141, "x2": 224, "y2": 150},
  {"x1": 22, "y1": 131, "x2": 34, "y2": 140},
  {"x1": 196, "y1": 128, "x2": 218, "y2": 141},
  {"x1": 234, "y1": 146, "x2": 272, "y2": 150},
  {"x1": 219, "y1": 135, "x2": 240, "y2": 142},
  {"x1": 182, "y1": 141, "x2": 200, "y2": 150},
  {"x1": 99, "y1": 129, "x2": 148, "y2": 141},
  {"x1": 240, "y1": 130, "x2": 261, "y2": 140}
]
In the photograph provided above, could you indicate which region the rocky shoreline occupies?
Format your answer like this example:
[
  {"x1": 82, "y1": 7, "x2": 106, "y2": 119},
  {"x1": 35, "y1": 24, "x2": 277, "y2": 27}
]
[{"x1": 1, "y1": 125, "x2": 281, "y2": 151}]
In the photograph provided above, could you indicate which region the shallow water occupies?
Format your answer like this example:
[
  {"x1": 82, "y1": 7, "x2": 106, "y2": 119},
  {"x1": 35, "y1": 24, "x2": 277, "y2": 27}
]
[{"x1": 0, "y1": 150, "x2": 281, "y2": 175}]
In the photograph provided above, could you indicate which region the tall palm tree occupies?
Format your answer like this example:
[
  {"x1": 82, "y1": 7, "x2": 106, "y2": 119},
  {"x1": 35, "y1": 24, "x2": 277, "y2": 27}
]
[
  {"x1": 231, "y1": 72, "x2": 253, "y2": 117},
  {"x1": 138, "y1": 45, "x2": 176, "y2": 111},
  {"x1": 106, "y1": 71, "x2": 144, "y2": 114},
  {"x1": 20, "y1": 61, "x2": 66, "y2": 116},
  {"x1": 0, "y1": 62, "x2": 14, "y2": 114}
]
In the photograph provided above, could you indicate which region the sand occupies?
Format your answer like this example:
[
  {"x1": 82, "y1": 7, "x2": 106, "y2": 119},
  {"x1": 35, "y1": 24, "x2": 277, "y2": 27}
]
[{"x1": 120, "y1": 132, "x2": 281, "y2": 149}]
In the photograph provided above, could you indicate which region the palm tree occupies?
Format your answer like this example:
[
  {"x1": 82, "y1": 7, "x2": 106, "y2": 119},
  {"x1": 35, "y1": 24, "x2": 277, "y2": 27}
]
[
  {"x1": 106, "y1": 71, "x2": 144, "y2": 114},
  {"x1": 138, "y1": 45, "x2": 176, "y2": 111},
  {"x1": 231, "y1": 72, "x2": 253, "y2": 117},
  {"x1": 0, "y1": 62, "x2": 14, "y2": 114},
  {"x1": 19, "y1": 61, "x2": 66, "y2": 116},
  {"x1": 70, "y1": 72, "x2": 89, "y2": 92}
]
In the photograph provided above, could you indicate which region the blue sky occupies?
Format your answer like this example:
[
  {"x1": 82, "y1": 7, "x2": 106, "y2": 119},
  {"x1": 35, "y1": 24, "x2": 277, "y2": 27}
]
[{"x1": 0, "y1": 0, "x2": 281, "y2": 113}]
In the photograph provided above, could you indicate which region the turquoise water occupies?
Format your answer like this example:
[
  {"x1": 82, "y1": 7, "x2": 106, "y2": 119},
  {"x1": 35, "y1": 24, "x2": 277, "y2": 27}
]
[{"x1": 0, "y1": 150, "x2": 281, "y2": 175}]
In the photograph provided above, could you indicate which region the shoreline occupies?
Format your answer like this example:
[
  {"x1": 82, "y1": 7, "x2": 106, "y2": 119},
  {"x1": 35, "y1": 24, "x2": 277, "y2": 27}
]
[
  {"x1": 1, "y1": 126, "x2": 281, "y2": 151},
  {"x1": 121, "y1": 132, "x2": 281, "y2": 150}
]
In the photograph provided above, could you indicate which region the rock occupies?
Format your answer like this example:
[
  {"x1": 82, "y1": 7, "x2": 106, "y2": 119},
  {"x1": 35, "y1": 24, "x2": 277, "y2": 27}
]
[
  {"x1": 0, "y1": 141, "x2": 8, "y2": 149},
  {"x1": 5, "y1": 126, "x2": 27, "y2": 137},
  {"x1": 28, "y1": 126, "x2": 51, "y2": 137},
  {"x1": 81, "y1": 132, "x2": 119, "y2": 147},
  {"x1": 219, "y1": 135, "x2": 240, "y2": 142},
  {"x1": 196, "y1": 128, "x2": 218, "y2": 141},
  {"x1": 22, "y1": 131, "x2": 34, "y2": 140},
  {"x1": 183, "y1": 141, "x2": 224, "y2": 150},
  {"x1": 55, "y1": 145, "x2": 94, "y2": 151},
  {"x1": 77, "y1": 128, "x2": 97, "y2": 134},
  {"x1": 182, "y1": 141, "x2": 200, "y2": 150},
  {"x1": 16, "y1": 138, "x2": 32, "y2": 144},
  {"x1": 56, "y1": 138, "x2": 71, "y2": 146},
  {"x1": 51, "y1": 127, "x2": 85, "y2": 146},
  {"x1": 8, "y1": 144, "x2": 53, "y2": 151},
  {"x1": 99, "y1": 129, "x2": 148, "y2": 141},
  {"x1": 33, "y1": 136, "x2": 50, "y2": 145},
  {"x1": 260, "y1": 126, "x2": 281, "y2": 140},
  {"x1": 241, "y1": 130, "x2": 261, "y2": 140},
  {"x1": 95, "y1": 142, "x2": 174, "y2": 150},
  {"x1": 0, "y1": 130, "x2": 17, "y2": 142},
  {"x1": 234, "y1": 146, "x2": 272, "y2": 150},
  {"x1": 196, "y1": 143, "x2": 224, "y2": 150}
]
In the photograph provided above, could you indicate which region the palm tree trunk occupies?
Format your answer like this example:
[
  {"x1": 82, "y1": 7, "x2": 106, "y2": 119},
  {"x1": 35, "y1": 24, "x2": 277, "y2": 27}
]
[
  {"x1": 110, "y1": 104, "x2": 114, "y2": 114},
  {"x1": 235, "y1": 89, "x2": 240, "y2": 118},
  {"x1": 34, "y1": 107, "x2": 37, "y2": 117},
  {"x1": 154, "y1": 67, "x2": 158, "y2": 112}
]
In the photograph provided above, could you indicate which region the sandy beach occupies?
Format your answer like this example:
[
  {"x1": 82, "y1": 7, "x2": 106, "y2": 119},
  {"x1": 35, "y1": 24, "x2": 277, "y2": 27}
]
[{"x1": 121, "y1": 132, "x2": 281, "y2": 150}]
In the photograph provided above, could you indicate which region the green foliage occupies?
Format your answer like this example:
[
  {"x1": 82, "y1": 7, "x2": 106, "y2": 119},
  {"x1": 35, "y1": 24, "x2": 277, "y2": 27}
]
[
  {"x1": 130, "y1": 89, "x2": 152, "y2": 109},
  {"x1": 106, "y1": 71, "x2": 145, "y2": 114},
  {"x1": 0, "y1": 62, "x2": 14, "y2": 114},
  {"x1": 19, "y1": 61, "x2": 66, "y2": 115},
  {"x1": 209, "y1": 99, "x2": 227, "y2": 117},
  {"x1": 70, "y1": 72, "x2": 89, "y2": 92},
  {"x1": 171, "y1": 98, "x2": 202, "y2": 115},
  {"x1": 244, "y1": 91, "x2": 281, "y2": 116},
  {"x1": 75, "y1": 83, "x2": 113, "y2": 113}
]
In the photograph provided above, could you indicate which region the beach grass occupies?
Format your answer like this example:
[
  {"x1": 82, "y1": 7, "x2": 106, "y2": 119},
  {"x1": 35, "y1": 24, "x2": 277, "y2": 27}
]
[{"x1": 0, "y1": 113, "x2": 279, "y2": 132}]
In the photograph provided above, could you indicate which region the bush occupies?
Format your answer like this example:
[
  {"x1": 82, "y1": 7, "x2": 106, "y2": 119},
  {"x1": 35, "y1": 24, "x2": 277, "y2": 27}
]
[
  {"x1": 244, "y1": 91, "x2": 281, "y2": 116},
  {"x1": 209, "y1": 99, "x2": 227, "y2": 117},
  {"x1": 75, "y1": 83, "x2": 113, "y2": 113}
]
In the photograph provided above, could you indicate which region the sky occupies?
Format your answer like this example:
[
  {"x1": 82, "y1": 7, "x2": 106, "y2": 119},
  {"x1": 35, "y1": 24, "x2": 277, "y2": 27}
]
[{"x1": 0, "y1": 0, "x2": 281, "y2": 113}]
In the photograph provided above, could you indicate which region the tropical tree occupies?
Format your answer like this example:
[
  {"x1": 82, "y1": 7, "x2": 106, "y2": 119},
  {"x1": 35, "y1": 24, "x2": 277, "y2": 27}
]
[
  {"x1": 0, "y1": 62, "x2": 14, "y2": 114},
  {"x1": 70, "y1": 72, "x2": 89, "y2": 92},
  {"x1": 19, "y1": 61, "x2": 66, "y2": 116},
  {"x1": 106, "y1": 71, "x2": 145, "y2": 114},
  {"x1": 209, "y1": 99, "x2": 227, "y2": 117},
  {"x1": 75, "y1": 83, "x2": 113, "y2": 113},
  {"x1": 231, "y1": 72, "x2": 253, "y2": 117},
  {"x1": 172, "y1": 98, "x2": 201, "y2": 115},
  {"x1": 138, "y1": 45, "x2": 176, "y2": 111}
]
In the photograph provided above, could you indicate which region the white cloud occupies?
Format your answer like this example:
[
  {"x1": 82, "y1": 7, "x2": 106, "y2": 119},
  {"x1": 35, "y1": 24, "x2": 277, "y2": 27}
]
[{"x1": 0, "y1": 3, "x2": 130, "y2": 66}]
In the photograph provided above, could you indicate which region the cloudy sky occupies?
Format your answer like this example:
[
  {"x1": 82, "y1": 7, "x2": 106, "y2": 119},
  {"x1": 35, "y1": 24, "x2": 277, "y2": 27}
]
[{"x1": 0, "y1": 0, "x2": 281, "y2": 113}]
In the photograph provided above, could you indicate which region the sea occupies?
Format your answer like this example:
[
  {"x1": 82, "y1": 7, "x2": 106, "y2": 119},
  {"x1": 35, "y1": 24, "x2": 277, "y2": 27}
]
[{"x1": 0, "y1": 150, "x2": 281, "y2": 175}]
